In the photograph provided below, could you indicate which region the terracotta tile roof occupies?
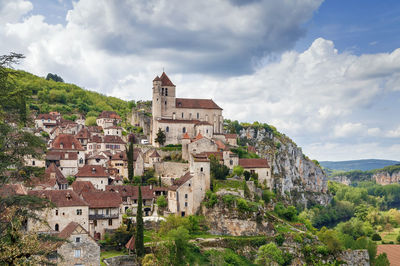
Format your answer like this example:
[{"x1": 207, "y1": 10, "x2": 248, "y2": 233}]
[
  {"x1": 192, "y1": 153, "x2": 210, "y2": 162},
  {"x1": 45, "y1": 163, "x2": 67, "y2": 184},
  {"x1": 105, "y1": 185, "x2": 158, "y2": 200},
  {"x1": 225, "y1": 134, "x2": 237, "y2": 139},
  {"x1": 51, "y1": 134, "x2": 84, "y2": 151},
  {"x1": 158, "y1": 119, "x2": 200, "y2": 124},
  {"x1": 28, "y1": 190, "x2": 89, "y2": 207},
  {"x1": 81, "y1": 191, "x2": 122, "y2": 208},
  {"x1": 194, "y1": 133, "x2": 203, "y2": 141},
  {"x1": 182, "y1": 132, "x2": 190, "y2": 139},
  {"x1": 169, "y1": 172, "x2": 192, "y2": 191},
  {"x1": 153, "y1": 75, "x2": 160, "y2": 82},
  {"x1": 71, "y1": 180, "x2": 96, "y2": 194},
  {"x1": 247, "y1": 145, "x2": 257, "y2": 153},
  {"x1": 87, "y1": 153, "x2": 107, "y2": 160},
  {"x1": 133, "y1": 148, "x2": 141, "y2": 161},
  {"x1": 58, "y1": 221, "x2": 80, "y2": 239},
  {"x1": 98, "y1": 111, "x2": 121, "y2": 119},
  {"x1": 111, "y1": 151, "x2": 127, "y2": 161},
  {"x1": 89, "y1": 135, "x2": 102, "y2": 143},
  {"x1": 76, "y1": 128, "x2": 90, "y2": 139},
  {"x1": 214, "y1": 139, "x2": 226, "y2": 150},
  {"x1": 36, "y1": 114, "x2": 57, "y2": 120},
  {"x1": 0, "y1": 184, "x2": 27, "y2": 196},
  {"x1": 149, "y1": 150, "x2": 160, "y2": 158},
  {"x1": 377, "y1": 245, "x2": 400, "y2": 266},
  {"x1": 76, "y1": 165, "x2": 109, "y2": 178},
  {"x1": 104, "y1": 126, "x2": 122, "y2": 129},
  {"x1": 176, "y1": 98, "x2": 222, "y2": 110},
  {"x1": 104, "y1": 135, "x2": 125, "y2": 144},
  {"x1": 160, "y1": 72, "x2": 175, "y2": 86},
  {"x1": 196, "y1": 121, "x2": 213, "y2": 126},
  {"x1": 88, "y1": 126, "x2": 102, "y2": 133},
  {"x1": 239, "y1": 158, "x2": 270, "y2": 168},
  {"x1": 46, "y1": 151, "x2": 78, "y2": 160}
]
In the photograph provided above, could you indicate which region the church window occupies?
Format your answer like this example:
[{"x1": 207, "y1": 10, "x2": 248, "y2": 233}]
[
  {"x1": 197, "y1": 113, "x2": 199, "y2": 119},
  {"x1": 165, "y1": 88, "x2": 168, "y2": 96},
  {"x1": 161, "y1": 88, "x2": 164, "y2": 96},
  {"x1": 182, "y1": 113, "x2": 184, "y2": 118},
  {"x1": 55, "y1": 224, "x2": 59, "y2": 231},
  {"x1": 166, "y1": 126, "x2": 169, "y2": 132},
  {"x1": 183, "y1": 127, "x2": 186, "y2": 133}
]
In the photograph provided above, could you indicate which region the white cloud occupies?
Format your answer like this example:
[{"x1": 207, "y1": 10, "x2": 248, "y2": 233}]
[
  {"x1": 386, "y1": 126, "x2": 400, "y2": 138},
  {"x1": 333, "y1": 123, "x2": 365, "y2": 138}
]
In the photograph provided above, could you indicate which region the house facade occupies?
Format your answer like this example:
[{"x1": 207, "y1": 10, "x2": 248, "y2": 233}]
[{"x1": 75, "y1": 165, "x2": 110, "y2": 191}]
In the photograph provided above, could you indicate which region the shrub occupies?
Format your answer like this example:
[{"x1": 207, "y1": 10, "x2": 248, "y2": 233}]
[
  {"x1": 275, "y1": 233, "x2": 285, "y2": 246},
  {"x1": 397, "y1": 233, "x2": 400, "y2": 243},
  {"x1": 40, "y1": 131, "x2": 49, "y2": 138},
  {"x1": 222, "y1": 194, "x2": 236, "y2": 207},
  {"x1": 294, "y1": 233, "x2": 303, "y2": 243},
  {"x1": 255, "y1": 243, "x2": 284, "y2": 265},
  {"x1": 204, "y1": 191, "x2": 218, "y2": 208},
  {"x1": 156, "y1": 195, "x2": 167, "y2": 208},
  {"x1": 371, "y1": 233, "x2": 382, "y2": 241},
  {"x1": 237, "y1": 198, "x2": 249, "y2": 212},
  {"x1": 316, "y1": 245, "x2": 329, "y2": 256}
]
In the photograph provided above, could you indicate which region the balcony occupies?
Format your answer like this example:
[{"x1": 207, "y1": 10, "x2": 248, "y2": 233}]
[{"x1": 89, "y1": 213, "x2": 119, "y2": 220}]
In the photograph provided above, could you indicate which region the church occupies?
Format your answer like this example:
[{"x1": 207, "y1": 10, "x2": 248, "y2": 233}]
[{"x1": 151, "y1": 72, "x2": 224, "y2": 146}]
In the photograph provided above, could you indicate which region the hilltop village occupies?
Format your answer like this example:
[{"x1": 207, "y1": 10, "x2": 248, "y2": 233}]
[{"x1": 1, "y1": 72, "x2": 272, "y2": 264}]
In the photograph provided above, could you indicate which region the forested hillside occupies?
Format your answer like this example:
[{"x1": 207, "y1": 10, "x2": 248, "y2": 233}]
[{"x1": 11, "y1": 69, "x2": 133, "y2": 123}]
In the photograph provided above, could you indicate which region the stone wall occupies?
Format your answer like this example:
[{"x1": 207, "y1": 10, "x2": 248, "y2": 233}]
[
  {"x1": 154, "y1": 161, "x2": 189, "y2": 178},
  {"x1": 58, "y1": 232, "x2": 100, "y2": 266}
]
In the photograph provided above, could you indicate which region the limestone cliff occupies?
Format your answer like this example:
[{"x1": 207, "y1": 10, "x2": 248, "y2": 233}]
[
  {"x1": 238, "y1": 127, "x2": 330, "y2": 207},
  {"x1": 373, "y1": 170, "x2": 400, "y2": 185}
]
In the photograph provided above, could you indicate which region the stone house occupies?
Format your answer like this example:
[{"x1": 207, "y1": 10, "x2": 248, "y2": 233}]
[
  {"x1": 103, "y1": 135, "x2": 126, "y2": 152},
  {"x1": 109, "y1": 151, "x2": 128, "y2": 179},
  {"x1": 87, "y1": 135, "x2": 103, "y2": 153},
  {"x1": 151, "y1": 72, "x2": 223, "y2": 146},
  {"x1": 238, "y1": 158, "x2": 272, "y2": 188},
  {"x1": 104, "y1": 126, "x2": 123, "y2": 137},
  {"x1": 106, "y1": 185, "x2": 167, "y2": 216},
  {"x1": 182, "y1": 133, "x2": 218, "y2": 161},
  {"x1": 48, "y1": 134, "x2": 85, "y2": 176},
  {"x1": 24, "y1": 154, "x2": 45, "y2": 168},
  {"x1": 86, "y1": 152, "x2": 109, "y2": 167},
  {"x1": 71, "y1": 180, "x2": 96, "y2": 194},
  {"x1": 96, "y1": 111, "x2": 122, "y2": 129},
  {"x1": 75, "y1": 165, "x2": 110, "y2": 191},
  {"x1": 149, "y1": 149, "x2": 161, "y2": 167},
  {"x1": 27, "y1": 190, "x2": 89, "y2": 233},
  {"x1": 81, "y1": 191, "x2": 122, "y2": 240},
  {"x1": 29, "y1": 163, "x2": 68, "y2": 190},
  {"x1": 88, "y1": 125, "x2": 103, "y2": 136},
  {"x1": 35, "y1": 113, "x2": 59, "y2": 133},
  {"x1": 168, "y1": 154, "x2": 210, "y2": 216},
  {"x1": 56, "y1": 221, "x2": 100, "y2": 266},
  {"x1": 225, "y1": 134, "x2": 238, "y2": 146},
  {"x1": 75, "y1": 127, "x2": 91, "y2": 149}
]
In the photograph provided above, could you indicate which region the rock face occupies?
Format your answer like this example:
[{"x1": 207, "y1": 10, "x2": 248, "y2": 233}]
[
  {"x1": 374, "y1": 171, "x2": 400, "y2": 185},
  {"x1": 201, "y1": 201, "x2": 275, "y2": 237},
  {"x1": 239, "y1": 127, "x2": 330, "y2": 207},
  {"x1": 338, "y1": 250, "x2": 370, "y2": 266}
]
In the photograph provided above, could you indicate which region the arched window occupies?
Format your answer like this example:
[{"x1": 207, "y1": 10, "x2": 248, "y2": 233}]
[
  {"x1": 161, "y1": 88, "x2": 164, "y2": 96},
  {"x1": 165, "y1": 88, "x2": 168, "y2": 96},
  {"x1": 79, "y1": 158, "x2": 83, "y2": 164},
  {"x1": 166, "y1": 126, "x2": 169, "y2": 132},
  {"x1": 183, "y1": 127, "x2": 186, "y2": 133},
  {"x1": 200, "y1": 167, "x2": 203, "y2": 172},
  {"x1": 197, "y1": 113, "x2": 199, "y2": 119},
  {"x1": 55, "y1": 224, "x2": 59, "y2": 231}
]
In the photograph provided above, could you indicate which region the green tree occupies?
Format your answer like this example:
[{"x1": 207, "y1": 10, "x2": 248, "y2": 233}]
[
  {"x1": 255, "y1": 243, "x2": 284, "y2": 265},
  {"x1": 167, "y1": 226, "x2": 190, "y2": 265},
  {"x1": 233, "y1": 165, "x2": 244, "y2": 177},
  {"x1": 155, "y1": 128, "x2": 166, "y2": 146},
  {"x1": 135, "y1": 186, "x2": 144, "y2": 257},
  {"x1": 209, "y1": 155, "x2": 230, "y2": 180},
  {"x1": 374, "y1": 253, "x2": 390, "y2": 266},
  {"x1": 45, "y1": 73, "x2": 64, "y2": 82},
  {"x1": 156, "y1": 195, "x2": 167, "y2": 208},
  {"x1": 127, "y1": 141, "x2": 134, "y2": 181},
  {"x1": 85, "y1": 116, "x2": 97, "y2": 126}
]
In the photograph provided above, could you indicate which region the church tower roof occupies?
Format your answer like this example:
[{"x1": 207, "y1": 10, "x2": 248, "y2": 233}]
[
  {"x1": 160, "y1": 72, "x2": 175, "y2": 86},
  {"x1": 153, "y1": 75, "x2": 161, "y2": 81}
]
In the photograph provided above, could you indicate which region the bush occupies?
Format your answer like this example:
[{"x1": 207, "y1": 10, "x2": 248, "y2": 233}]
[
  {"x1": 255, "y1": 243, "x2": 284, "y2": 265},
  {"x1": 372, "y1": 233, "x2": 382, "y2": 241},
  {"x1": 275, "y1": 233, "x2": 285, "y2": 246},
  {"x1": 222, "y1": 194, "x2": 236, "y2": 207},
  {"x1": 204, "y1": 191, "x2": 218, "y2": 208},
  {"x1": 397, "y1": 233, "x2": 400, "y2": 243},
  {"x1": 156, "y1": 195, "x2": 167, "y2": 208},
  {"x1": 40, "y1": 131, "x2": 49, "y2": 138},
  {"x1": 237, "y1": 198, "x2": 249, "y2": 212},
  {"x1": 316, "y1": 245, "x2": 329, "y2": 256},
  {"x1": 85, "y1": 116, "x2": 97, "y2": 126}
]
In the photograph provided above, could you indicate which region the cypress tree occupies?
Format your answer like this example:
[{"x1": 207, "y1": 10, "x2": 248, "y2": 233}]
[
  {"x1": 127, "y1": 141, "x2": 134, "y2": 181},
  {"x1": 135, "y1": 186, "x2": 144, "y2": 257}
]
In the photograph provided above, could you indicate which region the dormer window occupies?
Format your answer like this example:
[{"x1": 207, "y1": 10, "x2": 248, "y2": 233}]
[
  {"x1": 92, "y1": 168, "x2": 96, "y2": 174},
  {"x1": 60, "y1": 143, "x2": 64, "y2": 149},
  {"x1": 66, "y1": 193, "x2": 72, "y2": 200}
]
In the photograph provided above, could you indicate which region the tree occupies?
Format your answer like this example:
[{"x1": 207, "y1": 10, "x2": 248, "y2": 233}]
[
  {"x1": 85, "y1": 116, "x2": 97, "y2": 126},
  {"x1": 209, "y1": 155, "x2": 230, "y2": 180},
  {"x1": 243, "y1": 170, "x2": 251, "y2": 181},
  {"x1": 255, "y1": 243, "x2": 284, "y2": 265},
  {"x1": 45, "y1": 73, "x2": 64, "y2": 82},
  {"x1": 374, "y1": 253, "x2": 390, "y2": 266},
  {"x1": 135, "y1": 186, "x2": 144, "y2": 257},
  {"x1": 233, "y1": 165, "x2": 244, "y2": 177},
  {"x1": 0, "y1": 53, "x2": 59, "y2": 264},
  {"x1": 155, "y1": 128, "x2": 166, "y2": 146},
  {"x1": 156, "y1": 195, "x2": 167, "y2": 208},
  {"x1": 127, "y1": 141, "x2": 134, "y2": 181}
]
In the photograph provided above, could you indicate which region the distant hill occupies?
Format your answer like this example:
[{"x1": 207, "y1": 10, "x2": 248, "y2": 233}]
[{"x1": 320, "y1": 159, "x2": 400, "y2": 172}]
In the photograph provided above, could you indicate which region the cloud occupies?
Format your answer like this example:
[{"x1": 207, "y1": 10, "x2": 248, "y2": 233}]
[
  {"x1": 386, "y1": 126, "x2": 400, "y2": 138},
  {"x1": 333, "y1": 123, "x2": 365, "y2": 138}
]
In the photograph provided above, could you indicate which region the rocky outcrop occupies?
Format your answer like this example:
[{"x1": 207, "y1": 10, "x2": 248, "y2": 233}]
[
  {"x1": 337, "y1": 250, "x2": 370, "y2": 266},
  {"x1": 374, "y1": 171, "x2": 400, "y2": 185},
  {"x1": 201, "y1": 201, "x2": 275, "y2": 236},
  {"x1": 239, "y1": 127, "x2": 330, "y2": 207}
]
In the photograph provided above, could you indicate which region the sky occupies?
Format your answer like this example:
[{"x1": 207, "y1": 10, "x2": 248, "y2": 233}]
[{"x1": 1, "y1": 0, "x2": 400, "y2": 161}]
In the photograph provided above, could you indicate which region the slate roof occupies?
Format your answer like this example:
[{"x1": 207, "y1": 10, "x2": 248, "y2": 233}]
[
  {"x1": 76, "y1": 165, "x2": 109, "y2": 178},
  {"x1": 58, "y1": 221, "x2": 80, "y2": 239},
  {"x1": 28, "y1": 190, "x2": 88, "y2": 207},
  {"x1": 51, "y1": 134, "x2": 84, "y2": 151},
  {"x1": 88, "y1": 126, "x2": 103, "y2": 133},
  {"x1": 81, "y1": 191, "x2": 122, "y2": 208},
  {"x1": 238, "y1": 158, "x2": 270, "y2": 168},
  {"x1": 43, "y1": 162, "x2": 67, "y2": 185},
  {"x1": 192, "y1": 153, "x2": 209, "y2": 162},
  {"x1": 176, "y1": 98, "x2": 222, "y2": 110}
]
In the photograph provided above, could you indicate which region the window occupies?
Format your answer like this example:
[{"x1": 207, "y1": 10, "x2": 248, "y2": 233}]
[
  {"x1": 230, "y1": 160, "x2": 233, "y2": 165},
  {"x1": 76, "y1": 209, "x2": 82, "y2": 215},
  {"x1": 94, "y1": 220, "x2": 97, "y2": 227},
  {"x1": 32, "y1": 160, "x2": 35, "y2": 166},
  {"x1": 55, "y1": 210, "x2": 58, "y2": 216},
  {"x1": 182, "y1": 127, "x2": 186, "y2": 133},
  {"x1": 101, "y1": 180, "x2": 103, "y2": 184},
  {"x1": 55, "y1": 224, "x2": 59, "y2": 231},
  {"x1": 200, "y1": 167, "x2": 203, "y2": 172},
  {"x1": 185, "y1": 202, "x2": 188, "y2": 207},
  {"x1": 181, "y1": 113, "x2": 184, "y2": 118},
  {"x1": 79, "y1": 158, "x2": 83, "y2": 164},
  {"x1": 197, "y1": 113, "x2": 199, "y2": 119},
  {"x1": 185, "y1": 194, "x2": 188, "y2": 199},
  {"x1": 74, "y1": 249, "x2": 81, "y2": 258},
  {"x1": 166, "y1": 126, "x2": 169, "y2": 132},
  {"x1": 165, "y1": 88, "x2": 168, "y2": 96},
  {"x1": 161, "y1": 88, "x2": 164, "y2": 96},
  {"x1": 108, "y1": 219, "x2": 113, "y2": 226},
  {"x1": 75, "y1": 237, "x2": 81, "y2": 243},
  {"x1": 165, "y1": 100, "x2": 167, "y2": 106}
]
